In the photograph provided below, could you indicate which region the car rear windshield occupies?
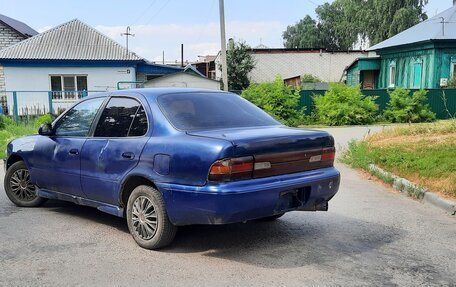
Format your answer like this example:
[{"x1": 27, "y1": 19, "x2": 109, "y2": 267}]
[{"x1": 157, "y1": 92, "x2": 280, "y2": 131}]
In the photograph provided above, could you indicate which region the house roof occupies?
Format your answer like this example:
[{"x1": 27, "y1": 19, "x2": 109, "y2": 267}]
[
  {"x1": 0, "y1": 14, "x2": 38, "y2": 38},
  {"x1": 0, "y1": 19, "x2": 143, "y2": 61},
  {"x1": 368, "y1": 5, "x2": 456, "y2": 51}
]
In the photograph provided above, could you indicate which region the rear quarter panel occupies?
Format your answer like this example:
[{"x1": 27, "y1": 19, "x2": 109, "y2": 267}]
[{"x1": 134, "y1": 134, "x2": 235, "y2": 186}]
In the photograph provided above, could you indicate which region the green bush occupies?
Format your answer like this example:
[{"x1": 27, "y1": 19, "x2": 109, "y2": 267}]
[
  {"x1": 0, "y1": 115, "x2": 6, "y2": 130},
  {"x1": 241, "y1": 75, "x2": 306, "y2": 127},
  {"x1": 383, "y1": 88, "x2": 435, "y2": 123},
  {"x1": 34, "y1": 113, "x2": 53, "y2": 128},
  {"x1": 301, "y1": 74, "x2": 321, "y2": 83},
  {"x1": 312, "y1": 83, "x2": 378, "y2": 126}
]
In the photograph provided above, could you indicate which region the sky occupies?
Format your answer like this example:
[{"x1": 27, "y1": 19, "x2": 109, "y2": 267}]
[{"x1": 0, "y1": 0, "x2": 451, "y2": 63}]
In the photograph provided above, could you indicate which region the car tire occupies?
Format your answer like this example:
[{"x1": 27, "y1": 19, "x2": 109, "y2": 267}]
[
  {"x1": 126, "y1": 185, "x2": 177, "y2": 250},
  {"x1": 257, "y1": 213, "x2": 285, "y2": 222},
  {"x1": 4, "y1": 161, "x2": 46, "y2": 207}
]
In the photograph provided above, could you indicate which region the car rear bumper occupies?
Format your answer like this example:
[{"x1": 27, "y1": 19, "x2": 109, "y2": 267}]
[{"x1": 157, "y1": 167, "x2": 340, "y2": 226}]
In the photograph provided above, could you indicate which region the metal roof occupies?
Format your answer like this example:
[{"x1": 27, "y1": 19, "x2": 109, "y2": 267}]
[
  {"x1": 0, "y1": 14, "x2": 38, "y2": 37},
  {"x1": 368, "y1": 5, "x2": 456, "y2": 51},
  {"x1": 0, "y1": 19, "x2": 143, "y2": 61}
]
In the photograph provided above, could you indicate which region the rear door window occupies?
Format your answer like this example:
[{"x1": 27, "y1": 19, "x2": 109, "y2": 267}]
[{"x1": 94, "y1": 97, "x2": 148, "y2": 137}]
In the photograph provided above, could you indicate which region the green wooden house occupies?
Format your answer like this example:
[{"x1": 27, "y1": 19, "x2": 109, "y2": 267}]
[{"x1": 346, "y1": 4, "x2": 456, "y2": 89}]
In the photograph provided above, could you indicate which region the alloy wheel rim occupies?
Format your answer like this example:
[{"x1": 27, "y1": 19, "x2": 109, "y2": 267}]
[
  {"x1": 10, "y1": 169, "x2": 36, "y2": 202},
  {"x1": 132, "y1": 196, "x2": 158, "y2": 240}
]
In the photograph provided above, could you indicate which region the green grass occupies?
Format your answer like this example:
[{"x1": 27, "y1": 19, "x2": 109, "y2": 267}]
[
  {"x1": 342, "y1": 121, "x2": 456, "y2": 199},
  {"x1": 0, "y1": 117, "x2": 38, "y2": 159}
]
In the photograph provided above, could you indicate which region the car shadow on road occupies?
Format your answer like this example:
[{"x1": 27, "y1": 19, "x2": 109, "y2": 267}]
[
  {"x1": 166, "y1": 213, "x2": 405, "y2": 269},
  {"x1": 43, "y1": 200, "x2": 129, "y2": 233},
  {"x1": 40, "y1": 201, "x2": 404, "y2": 269}
]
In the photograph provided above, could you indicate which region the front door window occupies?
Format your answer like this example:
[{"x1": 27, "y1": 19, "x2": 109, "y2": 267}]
[{"x1": 55, "y1": 97, "x2": 105, "y2": 137}]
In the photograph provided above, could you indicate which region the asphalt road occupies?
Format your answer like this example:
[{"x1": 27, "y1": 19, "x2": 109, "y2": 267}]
[{"x1": 0, "y1": 126, "x2": 455, "y2": 287}]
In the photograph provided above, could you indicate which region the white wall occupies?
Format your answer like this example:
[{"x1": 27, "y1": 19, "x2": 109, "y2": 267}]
[
  {"x1": 144, "y1": 73, "x2": 220, "y2": 90},
  {"x1": 3, "y1": 66, "x2": 136, "y2": 114},
  {"x1": 249, "y1": 51, "x2": 367, "y2": 83},
  {"x1": 215, "y1": 50, "x2": 367, "y2": 84}
]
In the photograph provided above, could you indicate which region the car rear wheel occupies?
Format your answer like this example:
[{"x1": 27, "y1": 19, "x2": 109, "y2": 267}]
[
  {"x1": 126, "y1": 185, "x2": 177, "y2": 249},
  {"x1": 4, "y1": 161, "x2": 46, "y2": 207}
]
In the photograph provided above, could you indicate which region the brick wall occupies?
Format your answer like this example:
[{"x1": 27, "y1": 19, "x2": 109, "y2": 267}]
[{"x1": 0, "y1": 21, "x2": 26, "y2": 50}]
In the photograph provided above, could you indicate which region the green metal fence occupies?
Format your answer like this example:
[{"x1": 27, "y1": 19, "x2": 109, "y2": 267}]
[{"x1": 299, "y1": 89, "x2": 456, "y2": 119}]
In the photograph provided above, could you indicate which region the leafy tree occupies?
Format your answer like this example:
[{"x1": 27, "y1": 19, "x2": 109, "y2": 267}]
[
  {"x1": 282, "y1": 15, "x2": 323, "y2": 48},
  {"x1": 283, "y1": 0, "x2": 428, "y2": 50},
  {"x1": 223, "y1": 40, "x2": 255, "y2": 91},
  {"x1": 313, "y1": 83, "x2": 378, "y2": 125},
  {"x1": 241, "y1": 75, "x2": 305, "y2": 127},
  {"x1": 365, "y1": 0, "x2": 428, "y2": 45},
  {"x1": 383, "y1": 88, "x2": 435, "y2": 123}
]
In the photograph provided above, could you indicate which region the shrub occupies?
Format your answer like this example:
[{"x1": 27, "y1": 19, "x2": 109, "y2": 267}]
[
  {"x1": 34, "y1": 113, "x2": 53, "y2": 128},
  {"x1": 383, "y1": 88, "x2": 435, "y2": 123},
  {"x1": 241, "y1": 75, "x2": 305, "y2": 127},
  {"x1": 0, "y1": 115, "x2": 6, "y2": 130},
  {"x1": 301, "y1": 74, "x2": 321, "y2": 83},
  {"x1": 312, "y1": 83, "x2": 378, "y2": 126}
]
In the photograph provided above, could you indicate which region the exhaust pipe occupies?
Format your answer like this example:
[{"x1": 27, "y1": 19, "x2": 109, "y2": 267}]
[{"x1": 315, "y1": 201, "x2": 328, "y2": 211}]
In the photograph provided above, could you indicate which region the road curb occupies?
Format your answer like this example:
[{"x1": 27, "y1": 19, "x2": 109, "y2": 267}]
[{"x1": 367, "y1": 164, "x2": 456, "y2": 215}]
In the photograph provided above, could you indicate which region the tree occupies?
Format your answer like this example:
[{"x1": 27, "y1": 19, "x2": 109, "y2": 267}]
[
  {"x1": 283, "y1": 0, "x2": 428, "y2": 50},
  {"x1": 223, "y1": 40, "x2": 255, "y2": 91},
  {"x1": 283, "y1": 15, "x2": 323, "y2": 48}
]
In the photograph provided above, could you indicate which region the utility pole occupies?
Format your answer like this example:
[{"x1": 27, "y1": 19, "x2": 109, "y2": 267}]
[
  {"x1": 219, "y1": 0, "x2": 228, "y2": 91},
  {"x1": 121, "y1": 26, "x2": 135, "y2": 56}
]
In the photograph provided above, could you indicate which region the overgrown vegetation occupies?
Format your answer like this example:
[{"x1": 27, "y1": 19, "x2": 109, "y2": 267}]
[
  {"x1": 312, "y1": 83, "x2": 378, "y2": 126},
  {"x1": 301, "y1": 74, "x2": 321, "y2": 83},
  {"x1": 0, "y1": 114, "x2": 53, "y2": 158},
  {"x1": 242, "y1": 75, "x2": 305, "y2": 127},
  {"x1": 383, "y1": 88, "x2": 435, "y2": 123},
  {"x1": 342, "y1": 121, "x2": 456, "y2": 199}
]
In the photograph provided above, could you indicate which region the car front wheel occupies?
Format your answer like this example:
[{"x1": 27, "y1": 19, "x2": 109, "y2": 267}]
[
  {"x1": 126, "y1": 185, "x2": 177, "y2": 249},
  {"x1": 4, "y1": 161, "x2": 46, "y2": 207}
]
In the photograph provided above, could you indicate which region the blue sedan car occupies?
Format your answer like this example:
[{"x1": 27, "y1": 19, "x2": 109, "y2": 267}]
[{"x1": 4, "y1": 88, "x2": 340, "y2": 249}]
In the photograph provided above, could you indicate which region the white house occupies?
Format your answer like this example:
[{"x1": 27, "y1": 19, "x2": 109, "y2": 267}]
[
  {"x1": 0, "y1": 19, "x2": 146, "y2": 114},
  {"x1": 0, "y1": 19, "x2": 186, "y2": 115}
]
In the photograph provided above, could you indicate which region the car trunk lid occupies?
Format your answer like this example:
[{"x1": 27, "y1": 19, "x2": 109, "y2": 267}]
[{"x1": 188, "y1": 126, "x2": 335, "y2": 178}]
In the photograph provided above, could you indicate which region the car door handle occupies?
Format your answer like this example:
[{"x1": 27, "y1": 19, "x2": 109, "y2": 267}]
[
  {"x1": 69, "y1": 149, "x2": 79, "y2": 155},
  {"x1": 121, "y1": 152, "x2": 135, "y2": 160}
]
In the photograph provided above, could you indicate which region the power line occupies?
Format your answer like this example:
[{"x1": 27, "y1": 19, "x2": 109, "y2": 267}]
[
  {"x1": 142, "y1": 0, "x2": 171, "y2": 26},
  {"x1": 132, "y1": 0, "x2": 158, "y2": 25}
]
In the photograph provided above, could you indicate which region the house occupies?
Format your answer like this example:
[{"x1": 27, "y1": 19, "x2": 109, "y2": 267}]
[
  {"x1": 0, "y1": 14, "x2": 37, "y2": 50},
  {"x1": 215, "y1": 48, "x2": 367, "y2": 86},
  {"x1": 346, "y1": 3, "x2": 456, "y2": 89},
  {"x1": 144, "y1": 65, "x2": 220, "y2": 90},
  {"x1": 192, "y1": 55, "x2": 217, "y2": 79},
  {"x1": 0, "y1": 19, "x2": 181, "y2": 114}
]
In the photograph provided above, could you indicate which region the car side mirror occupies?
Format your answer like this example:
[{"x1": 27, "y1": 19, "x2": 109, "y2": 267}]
[{"x1": 38, "y1": 123, "x2": 53, "y2": 136}]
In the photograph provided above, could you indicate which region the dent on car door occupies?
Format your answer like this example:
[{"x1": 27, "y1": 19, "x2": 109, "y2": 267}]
[
  {"x1": 81, "y1": 96, "x2": 149, "y2": 205},
  {"x1": 32, "y1": 97, "x2": 105, "y2": 197}
]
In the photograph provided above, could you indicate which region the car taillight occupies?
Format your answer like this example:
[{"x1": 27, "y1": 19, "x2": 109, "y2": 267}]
[
  {"x1": 208, "y1": 156, "x2": 254, "y2": 182},
  {"x1": 321, "y1": 147, "x2": 336, "y2": 163}
]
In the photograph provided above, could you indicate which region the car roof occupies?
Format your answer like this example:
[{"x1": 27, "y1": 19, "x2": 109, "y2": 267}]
[{"x1": 88, "y1": 88, "x2": 230, "y2": 100}]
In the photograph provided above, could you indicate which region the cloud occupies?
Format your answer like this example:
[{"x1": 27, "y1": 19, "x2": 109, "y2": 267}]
[{"x1": 94, "y1": 20, "x2": 284, "y2": 61}]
